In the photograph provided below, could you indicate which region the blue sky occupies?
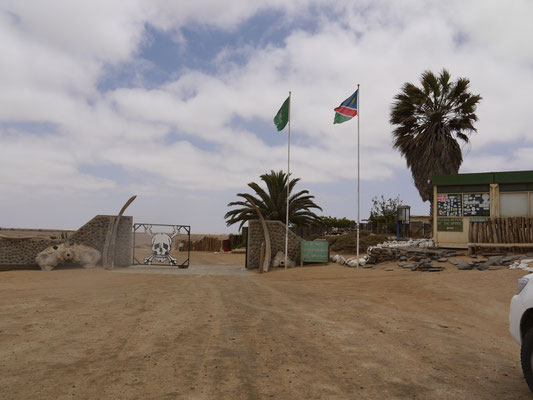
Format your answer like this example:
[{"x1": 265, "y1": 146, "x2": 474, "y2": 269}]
[{"x1": 1, "y1": 0, "x2": 532, "y2": 233}]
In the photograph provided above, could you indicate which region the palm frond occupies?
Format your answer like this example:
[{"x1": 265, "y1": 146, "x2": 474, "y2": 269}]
[{"x1": 224, "y1": 170, "x2": 322, "y2": 229}]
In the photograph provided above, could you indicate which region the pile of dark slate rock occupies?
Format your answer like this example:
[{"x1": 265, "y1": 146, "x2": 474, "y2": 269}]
[
  {"x1": 366, "y1": 246, "x2": 459, "y2": 272},
  {"x1": 449, "y1": 254, "x2": 524, "y2": 271},
  {"x1": 366, "y1": 245, "x2": 531, "y2": 272}
]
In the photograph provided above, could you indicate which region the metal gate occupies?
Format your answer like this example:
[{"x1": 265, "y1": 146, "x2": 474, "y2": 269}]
[{"x1": 132, "y1": 223, "x2": 190, "y2": 268}]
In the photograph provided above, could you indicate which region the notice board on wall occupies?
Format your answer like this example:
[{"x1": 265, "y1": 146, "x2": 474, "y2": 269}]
[
  {"x1": 437, "y1": 194, "x2": 462, "y2": 217},
  {"x1": 463, "y1": 193, "x2": 490, "y2": 216}
]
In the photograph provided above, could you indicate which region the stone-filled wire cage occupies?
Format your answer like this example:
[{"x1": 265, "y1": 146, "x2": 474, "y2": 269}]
[
  {"x1": 0, "y1": 215, "x2": 133, "y2": 270},
  {"x1": 246, "y1": 220, "x2": 302, "y2": 269}
]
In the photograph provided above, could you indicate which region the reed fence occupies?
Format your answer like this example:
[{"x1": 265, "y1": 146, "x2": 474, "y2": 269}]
[{"x1": 468, "y1": 217, "x2": 533, "y2": 254}]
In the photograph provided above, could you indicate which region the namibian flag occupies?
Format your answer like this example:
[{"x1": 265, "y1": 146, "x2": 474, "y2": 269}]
[{"x1": 333, "y1": 89, "x2": 358, "y2": 124}]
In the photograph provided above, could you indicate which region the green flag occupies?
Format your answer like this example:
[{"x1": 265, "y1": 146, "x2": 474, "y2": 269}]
[{"x1": 274, "y1": 96, "x2": 290, "y2": 131}]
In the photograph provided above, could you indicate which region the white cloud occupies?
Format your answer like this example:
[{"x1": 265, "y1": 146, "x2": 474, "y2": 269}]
[
  {"x1": 0, "y1": 131, "x2": 115, "y2": 193},
  {"x1": 1, "y1": 0, "x2": 532, "y2": 231}
]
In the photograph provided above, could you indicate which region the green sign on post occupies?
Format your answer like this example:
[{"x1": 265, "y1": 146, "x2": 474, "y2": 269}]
[
  {"x1": 301, "y1": 241, "x2": 329, "y2": 263},
  {"x1": 437, "y1": 218, "x2": 463, "y2": 232}
]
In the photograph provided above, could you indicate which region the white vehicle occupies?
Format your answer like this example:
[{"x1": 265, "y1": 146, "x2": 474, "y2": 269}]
[{"x1": 510, "y1": 273, "x2": 533, "y2": 391}]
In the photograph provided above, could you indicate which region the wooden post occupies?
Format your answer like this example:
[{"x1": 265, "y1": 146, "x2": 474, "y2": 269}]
[
  {"x1": 490, "y1": 184, "x2": 500, "y2": 217},
  {"x1": 491, "y1": 219, "x2": 498, "y2": 244}
]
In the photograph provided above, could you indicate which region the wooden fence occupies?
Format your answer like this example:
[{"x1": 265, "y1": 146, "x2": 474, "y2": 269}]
[
  {"x1": 180, "y1": 236, "x2": 221, "y2": 252},
  {"x1": 177, "y1": 231, "x2": 246, "y2": 252},
  {"x1": 468, "y1": 217, "x2": 533, "y2": 254}
]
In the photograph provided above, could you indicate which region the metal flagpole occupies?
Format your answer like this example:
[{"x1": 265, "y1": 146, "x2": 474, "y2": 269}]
[
  {"x1": 285, "y1": 91, "x2": 291, "y2": 270},
  {"x1": 356, "y1": 84, "x2": 360, "y2": 268}
]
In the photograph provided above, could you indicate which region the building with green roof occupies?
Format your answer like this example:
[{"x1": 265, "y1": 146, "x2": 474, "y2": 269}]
[{"x1": 432, "y1": 170, "x2": 533, "y2": 248}]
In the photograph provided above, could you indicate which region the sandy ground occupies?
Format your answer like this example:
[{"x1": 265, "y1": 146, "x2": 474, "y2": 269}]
[{"x1": 1, "y1": 251, "x2": 532, "y2": 399}]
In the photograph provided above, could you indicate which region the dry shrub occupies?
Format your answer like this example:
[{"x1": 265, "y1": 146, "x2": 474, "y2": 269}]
[{"x1": 326, "y1": 230, "x2": 390, "y2": 253}]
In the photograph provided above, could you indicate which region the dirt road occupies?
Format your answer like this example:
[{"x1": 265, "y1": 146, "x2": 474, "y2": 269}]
[{"x1": 0, "y1": 252, "x2": 531, "y2": 399}]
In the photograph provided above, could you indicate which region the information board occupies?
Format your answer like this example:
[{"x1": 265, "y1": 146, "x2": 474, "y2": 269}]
[
  {"x1": 437, "y1": 194, "x2": 462, "y2": 217},
  {"x1": 301, "y1": 241, "x2": 329, "y2": 263},
  {"x1": 463, "y1": 193, "x2": 490, "y2": 216},
  {"x1": 437, "y1": 218, "x2": 463, "y2": 232}
]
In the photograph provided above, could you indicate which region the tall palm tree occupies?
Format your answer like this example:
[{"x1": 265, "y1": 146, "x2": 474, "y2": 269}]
[
  {"x1": 390, "y1": 69, "x2": 482, "y2": 206},
  {"x1": 225, "y1": 170, "x2": 323, "y2": 230}
]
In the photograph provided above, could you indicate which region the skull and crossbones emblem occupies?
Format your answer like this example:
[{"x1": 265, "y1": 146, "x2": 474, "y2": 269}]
[{"x1": 144, "y1": 225, "x2": 180, "y2": 265}]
